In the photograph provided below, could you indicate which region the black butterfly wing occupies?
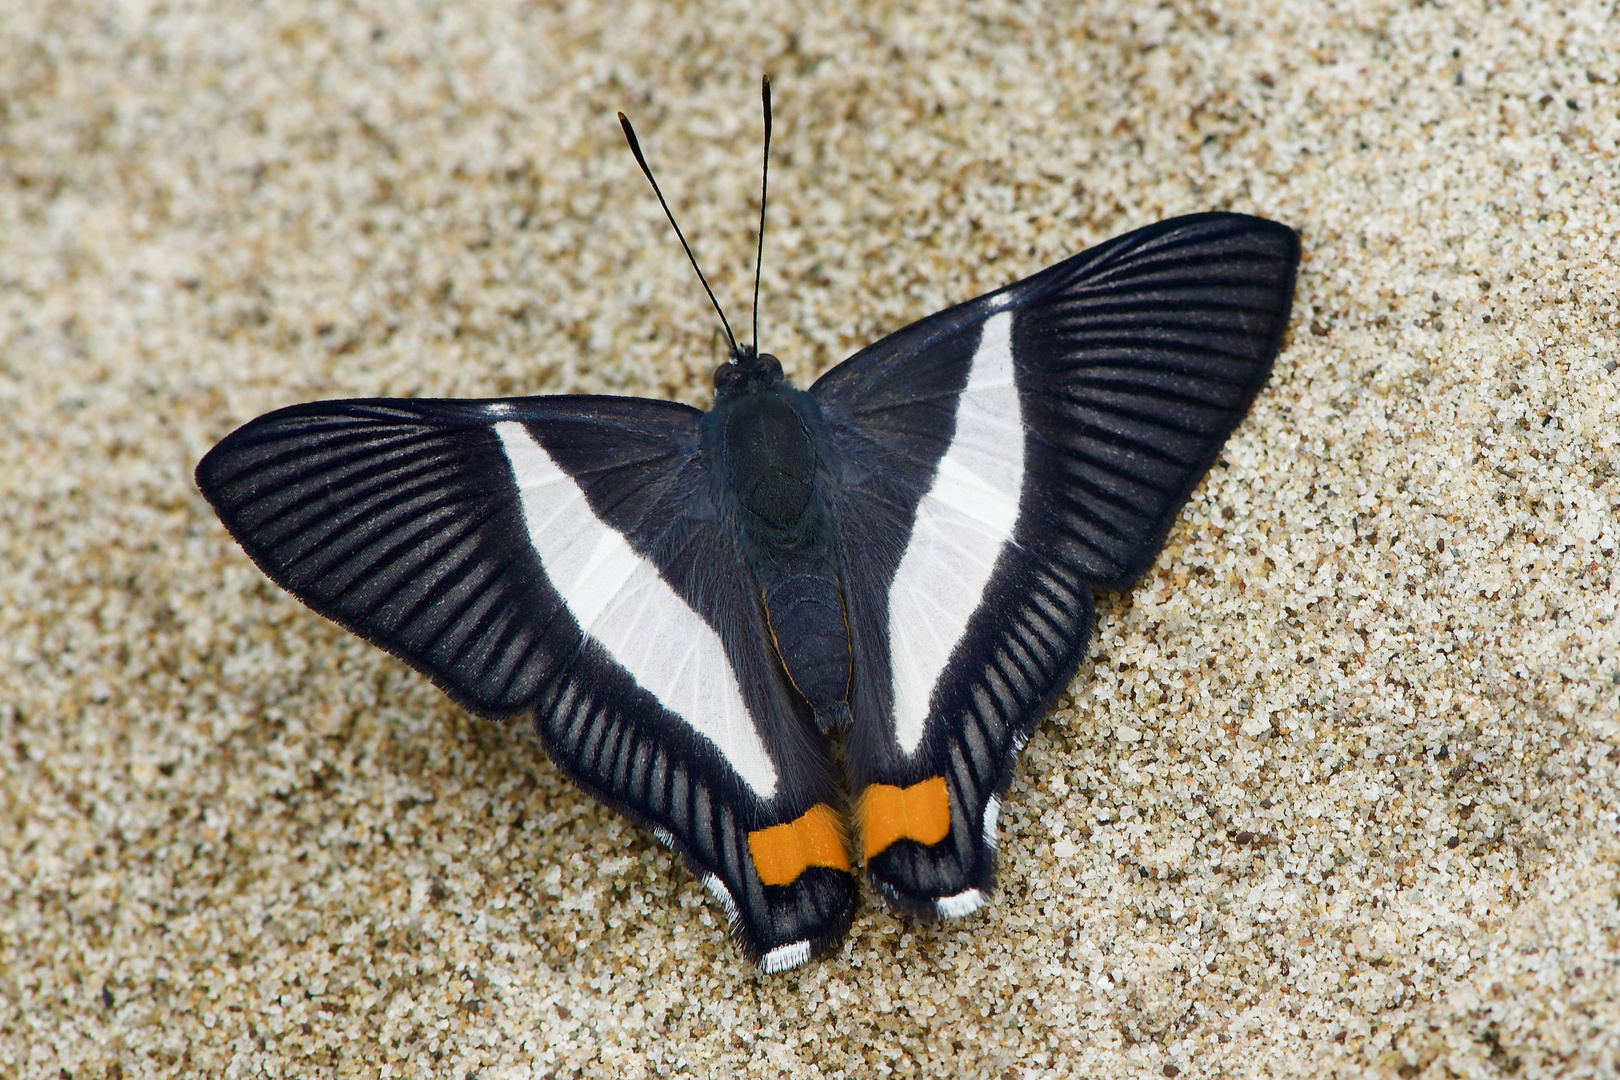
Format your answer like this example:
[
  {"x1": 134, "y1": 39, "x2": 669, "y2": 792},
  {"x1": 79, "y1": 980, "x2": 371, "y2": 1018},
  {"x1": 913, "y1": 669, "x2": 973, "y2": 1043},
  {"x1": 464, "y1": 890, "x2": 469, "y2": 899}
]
[
  {"x1": 195, "y1": 396, "x2": 856, "y2": 969},
  {"x1": 810, "y1": 212, "x2": 1300, "y2": 916}
]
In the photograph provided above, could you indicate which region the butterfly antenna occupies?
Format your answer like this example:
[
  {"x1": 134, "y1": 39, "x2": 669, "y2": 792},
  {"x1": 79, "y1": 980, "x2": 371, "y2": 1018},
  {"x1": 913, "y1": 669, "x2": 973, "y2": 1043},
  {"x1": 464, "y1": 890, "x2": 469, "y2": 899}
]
[
  {"x1": 751, "y1": 75, "x2": 772, "y2": 359},
  {"x1": 618, "y1": 111, "x2": 739, "y2": 357}
]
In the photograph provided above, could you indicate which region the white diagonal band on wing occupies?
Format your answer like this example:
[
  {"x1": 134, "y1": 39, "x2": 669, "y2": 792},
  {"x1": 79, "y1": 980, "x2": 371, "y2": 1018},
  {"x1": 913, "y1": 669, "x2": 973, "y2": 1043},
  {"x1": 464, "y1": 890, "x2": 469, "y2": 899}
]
[
  {"x1": 888, "y1": 310, "x2": 1025, "y2": 756},
  {"x1": 494, "y1": 421, "x2": 778, "y2": 798}
]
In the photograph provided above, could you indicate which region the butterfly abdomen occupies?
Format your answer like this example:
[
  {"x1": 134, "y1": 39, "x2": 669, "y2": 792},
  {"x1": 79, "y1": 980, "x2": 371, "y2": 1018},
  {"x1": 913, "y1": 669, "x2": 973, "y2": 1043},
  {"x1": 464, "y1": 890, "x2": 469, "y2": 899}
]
[{"x1": 758, "y1": 564, "x2": 852, "y2": 727}]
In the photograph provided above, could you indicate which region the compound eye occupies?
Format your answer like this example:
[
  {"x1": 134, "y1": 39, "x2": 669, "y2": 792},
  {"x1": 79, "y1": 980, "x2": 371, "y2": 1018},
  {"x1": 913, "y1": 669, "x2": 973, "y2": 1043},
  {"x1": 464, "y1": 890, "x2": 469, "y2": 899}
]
[
  {"x1": 759, "y1": 353, "x2": 783, "y2": 375},
  {"x1": 712, "y1": 362, "x2": 735, "y2": 389}
]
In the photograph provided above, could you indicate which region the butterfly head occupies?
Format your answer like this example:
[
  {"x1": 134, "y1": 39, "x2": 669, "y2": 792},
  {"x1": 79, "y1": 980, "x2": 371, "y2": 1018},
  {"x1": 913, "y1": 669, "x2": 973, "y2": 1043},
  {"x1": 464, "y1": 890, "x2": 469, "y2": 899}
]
[{"x1": 712, "y1": 346, "x2": 785, "y2": 404}]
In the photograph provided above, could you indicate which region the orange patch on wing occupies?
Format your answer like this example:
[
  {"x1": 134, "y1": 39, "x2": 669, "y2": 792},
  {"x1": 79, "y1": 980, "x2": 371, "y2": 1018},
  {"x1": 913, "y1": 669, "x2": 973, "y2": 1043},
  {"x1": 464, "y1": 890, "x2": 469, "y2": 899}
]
[
  {"x1": 748, "y1": 804, "x2": 851, "y2": 887},
  {"x1": 860, "y1": 776, "x2": 951, "y2": 860}
]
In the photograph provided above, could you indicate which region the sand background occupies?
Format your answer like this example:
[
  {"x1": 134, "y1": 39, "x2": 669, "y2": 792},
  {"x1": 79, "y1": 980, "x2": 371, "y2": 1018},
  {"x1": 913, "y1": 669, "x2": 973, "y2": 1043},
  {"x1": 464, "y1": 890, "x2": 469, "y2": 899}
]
[{"x1": 3, "y1": 1, "x2": 1618, "y2": 1077}]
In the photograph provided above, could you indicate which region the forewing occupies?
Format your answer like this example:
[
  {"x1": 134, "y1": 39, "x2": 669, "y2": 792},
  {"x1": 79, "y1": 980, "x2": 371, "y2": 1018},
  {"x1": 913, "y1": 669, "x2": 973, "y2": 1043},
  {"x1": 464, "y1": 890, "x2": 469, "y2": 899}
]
[
  {"x1": 811, "y1": 212, "x2": 1300, "y2": 915},
  {"x1": 195, "y1": 396, "x2": 856, "y2": 969}
]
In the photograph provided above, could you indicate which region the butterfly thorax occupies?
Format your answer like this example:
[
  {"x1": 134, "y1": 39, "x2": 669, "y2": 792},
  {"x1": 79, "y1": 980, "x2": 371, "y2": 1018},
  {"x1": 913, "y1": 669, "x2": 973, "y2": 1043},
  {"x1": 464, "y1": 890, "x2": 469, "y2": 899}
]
[{"x1": 705, "y1": 372, "x2": 853, "y2": 731}]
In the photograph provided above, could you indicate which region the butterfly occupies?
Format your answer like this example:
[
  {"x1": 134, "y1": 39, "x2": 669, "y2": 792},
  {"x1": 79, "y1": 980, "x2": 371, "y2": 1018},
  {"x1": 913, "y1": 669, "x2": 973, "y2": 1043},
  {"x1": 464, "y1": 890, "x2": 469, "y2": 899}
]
[{"x1": 195, "y1": 84, "x2": 1299, "y2": 972}]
